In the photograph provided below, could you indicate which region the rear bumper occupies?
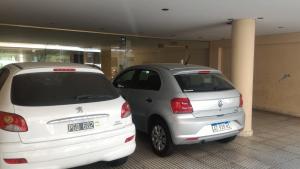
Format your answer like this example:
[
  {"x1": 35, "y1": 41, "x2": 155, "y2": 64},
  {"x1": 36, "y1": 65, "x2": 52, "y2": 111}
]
[
  {"x1": 167, "y1": 109, "x2": 245, "y2": 145},
  {"x1": 0, "y1": 124, "x2": 136, "y2": 169}
]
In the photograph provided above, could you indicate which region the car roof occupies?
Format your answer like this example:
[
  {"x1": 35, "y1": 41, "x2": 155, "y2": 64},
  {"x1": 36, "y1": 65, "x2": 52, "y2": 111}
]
[
  {"x1": 9, "y1": 62, "x2": 93, "y2": 70},
  {"x1": 149, "y1": 63, "x2": 215, "y2": 70},
  {"x1": 129, "y1": 63, "x2": 219, "y2": 74}
]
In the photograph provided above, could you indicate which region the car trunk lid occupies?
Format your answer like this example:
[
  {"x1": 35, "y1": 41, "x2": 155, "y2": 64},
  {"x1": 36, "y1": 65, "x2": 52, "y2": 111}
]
[
  {"x1": 184, "y1": 90, "x2": 240, "y2": 118},
  {"x1": 15, "y1": 98, "x2": 126, "y2": 143}
]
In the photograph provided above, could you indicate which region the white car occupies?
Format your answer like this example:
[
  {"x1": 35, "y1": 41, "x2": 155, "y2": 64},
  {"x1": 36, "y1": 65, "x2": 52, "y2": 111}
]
[{"x1": 0, "y1": 62, "x2": 136, "y2": 169}]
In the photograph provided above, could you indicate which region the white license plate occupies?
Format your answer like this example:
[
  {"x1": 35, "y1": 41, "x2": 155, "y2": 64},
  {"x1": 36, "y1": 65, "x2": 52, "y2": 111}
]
[
  {"x1": 68, "y1": 121, "x2": 94, "y2": 132},
  {"x1": 211, "y1": 121, "x2": 231, "y2": 133}
]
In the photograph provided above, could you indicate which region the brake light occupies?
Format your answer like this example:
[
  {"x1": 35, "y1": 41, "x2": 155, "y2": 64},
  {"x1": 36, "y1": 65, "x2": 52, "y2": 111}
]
[
  {"x1": 121, "y1": 102, "x2": 131, "y2": 118},
  {"x1": 0, "y1": 112, "x2": 28, "y2": 132},
  {"x1": 239, "y1": 94, "x2": 243, "y2": 107},
  {"x1": 125, "y1": 135, "x2": 135, "y2": 143},
  {"x1": 171, "y1": 98, "x2": 193, "y2": 113},
  {"x1": 53, "y1": 68, "x2": 76, "y2": 72},
  {"x1": 185, "y1": 137, "x2": 199, "y2": 141},
  {"x1": 198, "y1": 70, "x2": 210, "y2": 74},
  {"x1": 4, "y1": 158, "x2": 28, "y2": 164}
]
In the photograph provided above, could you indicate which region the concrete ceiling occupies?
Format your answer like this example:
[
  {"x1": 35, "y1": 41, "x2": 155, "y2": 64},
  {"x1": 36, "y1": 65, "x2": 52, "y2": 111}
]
[{"x1": 0, "y1": 0, "x2": 300, "y2": 40}]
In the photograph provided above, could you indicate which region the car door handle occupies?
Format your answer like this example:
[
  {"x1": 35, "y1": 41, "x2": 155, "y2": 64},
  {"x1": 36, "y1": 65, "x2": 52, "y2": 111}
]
[{"x1": 145, "y1": 97, "x2": 152, "y2": 103}]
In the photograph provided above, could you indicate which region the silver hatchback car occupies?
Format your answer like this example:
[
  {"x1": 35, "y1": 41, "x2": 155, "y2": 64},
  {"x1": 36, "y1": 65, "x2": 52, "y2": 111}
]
[{"x1": 113, "y1": 63, "x2": 245, "y2": 156}]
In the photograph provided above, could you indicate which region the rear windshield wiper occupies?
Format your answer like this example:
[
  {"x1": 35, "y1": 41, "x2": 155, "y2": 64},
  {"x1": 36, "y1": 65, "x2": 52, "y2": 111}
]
[{"x1": 75, "y1": 94, "x2": 114, "y2": 101}]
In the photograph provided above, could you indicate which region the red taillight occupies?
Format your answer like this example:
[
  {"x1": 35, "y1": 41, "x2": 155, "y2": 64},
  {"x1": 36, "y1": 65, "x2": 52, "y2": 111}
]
[
  {"x1": 121, "y1": 102, "x2": 131, "y2": 118},
  {"x1": 4, "y1": 158, "x2": 28, "y2": 164},
  {"x1": 125, "y1": 135, "x2": 135, "y2": 143},
  {"x1": 0, "y1": 112, "x2": 28, "y2": 132},
  {"x1": 53, "y1": 68, "x2": 76, "y2": 72},
  {"x1": 198, "y1": 70, "x2": 210, "y2": 74},
  {"x1": 171, "y1": 98, "x2": 193, "y2": 114},
  {"x1": 239, "y1": 94, "x2": 243, "y2": 107},
  {"x1": 185, "y1": 137, "x2": 199, "y2": 141}
]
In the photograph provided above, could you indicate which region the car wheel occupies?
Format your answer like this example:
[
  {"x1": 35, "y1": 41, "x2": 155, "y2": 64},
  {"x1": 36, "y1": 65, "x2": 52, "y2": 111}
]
[
  {"x1": 150, "y1": 119, "x2": 174, "y2": 157},
  {"x1": 108, "y1": 157, "x2": 128, "y2": 167},
  {"x1": 218, "y1": 136, "x2": 237, "y2": 143}
]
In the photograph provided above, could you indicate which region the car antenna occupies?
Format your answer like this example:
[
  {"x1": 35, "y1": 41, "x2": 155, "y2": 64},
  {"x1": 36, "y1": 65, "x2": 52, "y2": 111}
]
[{"x1": 184, "y1": 54, "x2": 192, "y2": 65}]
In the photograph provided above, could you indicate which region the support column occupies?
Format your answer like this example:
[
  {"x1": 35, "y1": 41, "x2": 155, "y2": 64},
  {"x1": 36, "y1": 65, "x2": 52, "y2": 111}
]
[
  {"x1": 101, "y1": 49, "x2": 112, "y2": 80},
  {"x1": 231, "y1": 19, "x2": 255, "y2": 137}
]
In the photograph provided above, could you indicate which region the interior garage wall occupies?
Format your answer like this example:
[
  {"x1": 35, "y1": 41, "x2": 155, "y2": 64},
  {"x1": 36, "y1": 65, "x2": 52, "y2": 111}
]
[
  {"x1": 0, "y1": 25, "x2": 209, "y2": 66},
  {"x1": 209, "y1": 33, "x2": 300, "y2": 117},
  {"x1": 129, "y1": 37, "x2": 209, "y2": 65}
]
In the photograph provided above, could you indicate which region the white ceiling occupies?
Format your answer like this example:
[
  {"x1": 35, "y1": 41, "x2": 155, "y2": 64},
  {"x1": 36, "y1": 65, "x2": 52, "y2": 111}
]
[{"x1": 0, "y1": 0, "x2": 300, "y2": 40}]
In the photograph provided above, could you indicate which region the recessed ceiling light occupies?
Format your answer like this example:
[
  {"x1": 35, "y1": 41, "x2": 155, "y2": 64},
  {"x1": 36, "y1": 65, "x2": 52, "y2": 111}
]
[{"x1": 161, "y1": 8, "x2": 169, "y2": 11}]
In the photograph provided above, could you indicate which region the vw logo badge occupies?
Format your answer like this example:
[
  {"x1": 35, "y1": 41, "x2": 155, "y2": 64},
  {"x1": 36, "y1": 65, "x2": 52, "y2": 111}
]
[
  {"x1": 218, "y1": 100, "x2": 223, "y2": 108},
  {"x1": 76, "y1": 106, "x2": 83, "y2": 113}
]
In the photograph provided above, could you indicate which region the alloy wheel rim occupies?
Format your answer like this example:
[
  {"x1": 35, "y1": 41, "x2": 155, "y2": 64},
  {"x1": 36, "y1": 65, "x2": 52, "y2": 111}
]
[{"x1": 151, "y1": 124, "x2": 167, "y2": 151}]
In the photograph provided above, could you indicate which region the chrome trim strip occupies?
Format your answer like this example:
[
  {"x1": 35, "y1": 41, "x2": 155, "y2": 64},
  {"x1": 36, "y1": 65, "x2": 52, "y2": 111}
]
[{"x1": 47, "y1": 114, "x2": 109, "y2": 124}]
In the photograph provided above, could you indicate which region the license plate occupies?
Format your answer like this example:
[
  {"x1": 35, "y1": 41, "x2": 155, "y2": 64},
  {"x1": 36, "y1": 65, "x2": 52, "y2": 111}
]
[
  {"x1": 68, "y1": 121, "x2": 94, "y2": 132},
  {"x1": 211, "y1": 121, "x2": 231, "y2": 133}
]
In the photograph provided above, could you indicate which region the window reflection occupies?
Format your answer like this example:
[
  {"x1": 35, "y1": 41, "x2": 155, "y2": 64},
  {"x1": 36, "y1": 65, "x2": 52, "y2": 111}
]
[{"x1": 0, "y1": 47, "x2": 100, "y2": 68}]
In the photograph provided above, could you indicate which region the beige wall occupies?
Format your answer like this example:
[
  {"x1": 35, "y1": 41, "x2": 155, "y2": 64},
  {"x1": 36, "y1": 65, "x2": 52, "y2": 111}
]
[
  {"x1": 130, "y1": 38, "x2": 209, "y2": 66},
  {"x1": 210, "y1": 32, "x2": 300, "y2": 117},
  {"x1": 0, "y1": 25, "x2": 209, "y2": 67}
]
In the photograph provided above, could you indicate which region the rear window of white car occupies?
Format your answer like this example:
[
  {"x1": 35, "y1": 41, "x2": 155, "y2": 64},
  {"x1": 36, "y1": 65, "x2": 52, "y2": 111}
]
[
  {"x1": 11, "y1": 72, "x2": 120, "y2": 106},
  {"x1": 175, "y1": 73, "x2": 234, "y2": 92}
]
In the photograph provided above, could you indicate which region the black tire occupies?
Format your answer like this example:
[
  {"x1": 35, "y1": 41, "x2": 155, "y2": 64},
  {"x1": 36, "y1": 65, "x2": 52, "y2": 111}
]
[
  {"x1": 149, "y1": 118, "x2": 174, "y2": 157},
  {"x1": 108, "y1": 157, "x2": 128, "y2": 167},
  {"x1": 218, "y1": 136, "x2": 237, "y2": 143}
]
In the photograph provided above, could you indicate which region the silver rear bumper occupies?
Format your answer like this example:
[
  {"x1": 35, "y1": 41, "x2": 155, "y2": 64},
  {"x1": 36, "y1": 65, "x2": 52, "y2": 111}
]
[{"x1": 167, "y1": 109, "x2": 245, "y2": 145}]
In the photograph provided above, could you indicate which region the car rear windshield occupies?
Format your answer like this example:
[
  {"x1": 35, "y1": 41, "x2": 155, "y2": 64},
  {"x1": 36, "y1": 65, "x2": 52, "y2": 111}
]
[
  {"x1": 175, "y1": 73, "x2": 234, "y2": 92},
  {"x1": 11, "y1": 72, "x2": 120, "y2": 106}
]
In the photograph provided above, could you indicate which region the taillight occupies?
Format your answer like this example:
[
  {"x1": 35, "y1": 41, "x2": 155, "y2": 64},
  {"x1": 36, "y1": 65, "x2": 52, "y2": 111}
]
[
  {"x1": 0, "y1": 112, "x2": 28, "y2": 132},
  {"x1": 185, "y1": 137, "x2": 199, "y2": 141},
  {"x1": 4, "y1": 158, "x2": 28, "y2": 164},
  {"x1": 125, "y1": 135, "x2": 135, "y2": 143},
  {"x1": 239, "y1": 94, "x2": 243, "y2": 107},
  {"x1": 198, "y1": 70, "x2": 210, "y2": 74},
  {"x1": 121, "y1": 102, "x2": 131, "y2": 118},
  {"x1": 171, "y1": 98, "x2": 193, "y2": 114}
]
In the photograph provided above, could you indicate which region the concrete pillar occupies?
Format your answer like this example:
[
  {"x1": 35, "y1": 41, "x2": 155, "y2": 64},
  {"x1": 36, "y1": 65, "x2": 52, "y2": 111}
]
[
  {"x1": 231, "y1": 19, "x2": 255, "y2": 137},
  {"x1": 101, "y1": 49, "x2": 112, "y2": 80},
  {"x1": 83, "y1": 52, "x2": 88, "y2": 64},
  {"x1": 217, "y1": 47, "x2": 223, "y2": 71}
]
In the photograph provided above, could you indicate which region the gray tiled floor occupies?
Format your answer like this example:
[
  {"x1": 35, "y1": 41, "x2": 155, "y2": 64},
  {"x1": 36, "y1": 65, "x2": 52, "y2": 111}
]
[{"x1": 74, "y1": 110, "x2": 300, "y2": 169}]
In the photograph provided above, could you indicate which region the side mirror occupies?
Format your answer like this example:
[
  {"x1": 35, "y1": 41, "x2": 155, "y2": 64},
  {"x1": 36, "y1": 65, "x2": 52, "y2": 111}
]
[{"x1": 117, "y1": 83, "x2": 124, "y2": 88}]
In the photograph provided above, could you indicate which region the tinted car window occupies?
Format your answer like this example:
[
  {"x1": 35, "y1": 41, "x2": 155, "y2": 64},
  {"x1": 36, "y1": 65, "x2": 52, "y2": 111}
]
[
  {"x1": 12, "y1": 72, "x2": 120, "y2": 106},
  {"x1": 114, "y1": 70, "x2": 136, "y2": 88},
  {"x1": 175, "y1": 73, "x2": 234, "y2": 92},
  {"x1": 135, "y1": 70, "x2": 161, "y2": 91},
  {"x1": 0, "y1": 68, "x2": 10, "y2": 90}
]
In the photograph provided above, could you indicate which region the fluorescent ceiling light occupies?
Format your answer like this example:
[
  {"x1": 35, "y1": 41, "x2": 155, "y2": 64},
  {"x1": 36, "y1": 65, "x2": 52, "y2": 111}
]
[
  {"x1": 111, "y1": 48, "x2": 126, "y2": 52},
  {"x1": 0, "y1": 42, "x2": 101, "y2": 53}
]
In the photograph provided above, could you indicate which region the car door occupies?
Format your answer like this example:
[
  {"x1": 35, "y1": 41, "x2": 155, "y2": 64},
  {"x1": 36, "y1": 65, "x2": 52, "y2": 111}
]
[
  {"x1": 114, "y1": 68, "x2": 162, "y2": 132},
  {"x1": 127, "y1": 69, "x2": 162, "y2": 132},
  {"x1": 113, "y1": 69, "x2": 137, "y2": 100}
]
